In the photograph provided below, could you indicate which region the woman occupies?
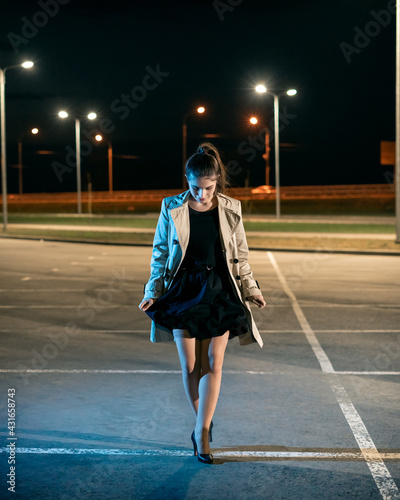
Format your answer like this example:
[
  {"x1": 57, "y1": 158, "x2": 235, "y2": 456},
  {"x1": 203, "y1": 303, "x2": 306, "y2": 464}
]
[{"x1": 138, "y1": 143, "x2": 266, "y2": 464}]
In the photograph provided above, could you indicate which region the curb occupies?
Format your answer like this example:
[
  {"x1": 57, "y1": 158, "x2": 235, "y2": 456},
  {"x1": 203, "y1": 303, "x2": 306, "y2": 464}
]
[{"x1": 1, "y1": 234, "x2": 400, "y2": 257}]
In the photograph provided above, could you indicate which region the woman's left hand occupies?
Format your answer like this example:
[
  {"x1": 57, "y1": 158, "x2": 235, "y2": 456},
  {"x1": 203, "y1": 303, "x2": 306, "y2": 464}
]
[{"x1": 247, "y1": 294, "x2": 267, "y2": 308}]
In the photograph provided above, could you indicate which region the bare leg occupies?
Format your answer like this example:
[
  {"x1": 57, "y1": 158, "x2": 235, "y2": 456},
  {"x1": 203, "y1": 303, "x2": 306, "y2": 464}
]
[
  {"x1": 195, "y1": 331, "x2": 229, "y2": 455},
  {"x1": 173, "y1": 329, "x2": 201, "y2": 417}
]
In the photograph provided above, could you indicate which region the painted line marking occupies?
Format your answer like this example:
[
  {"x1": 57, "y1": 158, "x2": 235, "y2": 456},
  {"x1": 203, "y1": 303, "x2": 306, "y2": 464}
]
[
  {"x1": 267, "y1": 251, "x2": 400, "y2": 500},
  {"x1": 0, "y1": 369, "x2": 285, "y2": 375},
  {"x1": 0, "y1": 288, "x2": 142, "y2": 292},
  {"x1": 0, "y1": 447, "x2": 398, "y2": 461},
  {"x1": 1, "y1": 369, "x2": 398, "y2": 376},
  {"x1": 0, "y1": 305, "x2": 131, "y2": 309},
  {"x1": 334, "y1": 371, "x2": 400, "y2": 376},
  {"x1": 267, "y1": 252, "x2": 334, "y2": 373},
  {"x1": 0, "y1": 329, "x2": 399, "y2": 334},
  {"x1": 330, "y1": 379, "x2": 400, "y2": 499}
]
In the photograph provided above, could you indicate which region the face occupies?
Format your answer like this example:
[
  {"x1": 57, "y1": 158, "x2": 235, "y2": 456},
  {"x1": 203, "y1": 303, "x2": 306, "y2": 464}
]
[{"x1": 186, "y1": 175, "x2": 218, "y2": 204}]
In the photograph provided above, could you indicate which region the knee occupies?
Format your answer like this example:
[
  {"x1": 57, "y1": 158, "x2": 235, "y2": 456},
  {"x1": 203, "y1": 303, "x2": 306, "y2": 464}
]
[
  {"x1": 181, "y1": 362, "x2": 199, "y2": 377},
  {"x1": 181, "y1": 355, "x2": 200, "y2": 376},
  {"x1": 202, "y1": 354, "x2": 224, "y2": 374}
]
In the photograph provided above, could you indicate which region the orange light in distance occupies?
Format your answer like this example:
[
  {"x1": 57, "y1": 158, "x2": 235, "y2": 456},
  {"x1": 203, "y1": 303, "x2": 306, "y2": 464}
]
[
  {"x1": 250, "y1": 117, "x2": 258, "y2": 124},
  {"x1": 197, "y1": 107, "x2": 205, "y2": 114}
]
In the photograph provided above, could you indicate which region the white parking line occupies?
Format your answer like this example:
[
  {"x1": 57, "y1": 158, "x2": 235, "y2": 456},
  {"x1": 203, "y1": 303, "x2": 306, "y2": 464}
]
[
  {"x1": 267, "y1": 252, "x2": 334, "y2": 373},
  {"x1": 334, "y1": 371, "x2": 400, "y2": 376},
  {"x1": 0, "y1": 369, "x2": 284, "y2": 375},
  {"x1": 0, "y1": 305, "x2": 130, "y2": 308},
  {"x1": 0, "y1": 329, "x2": 399, "y2": 334},
  {"x1": 1, "y1": 369, "x2": 398, "y2": 376},
  {"x1": 0, "y1": 447, "x2": 399, "y2": 460},
  {"x1": 266, "y1": 251, "x2": 400, "y2": 500}
]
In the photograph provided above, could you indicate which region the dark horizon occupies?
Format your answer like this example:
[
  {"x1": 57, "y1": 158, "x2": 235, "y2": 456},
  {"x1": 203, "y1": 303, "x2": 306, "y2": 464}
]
[{"x1": 0, "y1": 0, "x2": 396, "y2": 194}]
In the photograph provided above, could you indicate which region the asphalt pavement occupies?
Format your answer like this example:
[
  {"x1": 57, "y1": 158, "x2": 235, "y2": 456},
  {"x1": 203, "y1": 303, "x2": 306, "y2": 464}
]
[{"x1": 0, "y1": 238, "x2": 399, "y2": 500}]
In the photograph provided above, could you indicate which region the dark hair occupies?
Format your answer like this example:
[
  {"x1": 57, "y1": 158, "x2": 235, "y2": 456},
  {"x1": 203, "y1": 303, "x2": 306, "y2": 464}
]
[{"x1": 185, "y1": 142, "x2": 229, "y2": 193}]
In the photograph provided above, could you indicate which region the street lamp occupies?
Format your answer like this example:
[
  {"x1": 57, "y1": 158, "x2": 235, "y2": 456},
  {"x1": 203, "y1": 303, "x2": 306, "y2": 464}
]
[
  {"x1": 182, "y1": 106, "x2": 206, "y2": 189},
  {"x1": 1, "y1": 60, "x2": 34, "y2": 230},
  {"x1": 255, "y1": 84, "x2": 297, "y2": 218},
  {"x1": 17, "y1": 127, "x2": 39, "y2": 195},
  {"x1": 249, "y1": 116, "x2": 272, "y2": 187},
  {"x1": 58, "y1": 110, "x2": 97, "y2": 214},
  {"x1": 95, "y1": 134, "x2": 113, "y2": 193}
]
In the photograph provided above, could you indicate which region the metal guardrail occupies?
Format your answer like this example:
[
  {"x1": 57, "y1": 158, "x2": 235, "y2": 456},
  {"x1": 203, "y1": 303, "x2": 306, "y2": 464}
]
[{"x1": 0, "y1": 184, "x2": 395, "y2": 204}]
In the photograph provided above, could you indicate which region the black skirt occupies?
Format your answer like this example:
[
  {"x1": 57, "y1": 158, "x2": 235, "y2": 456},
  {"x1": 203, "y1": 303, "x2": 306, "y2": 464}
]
[{"x1": 145, "y1": 260, "x2": 251, "y2": 341}]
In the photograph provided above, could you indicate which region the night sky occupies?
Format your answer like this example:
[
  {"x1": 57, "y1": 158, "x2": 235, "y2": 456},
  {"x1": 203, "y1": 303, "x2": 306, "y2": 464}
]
[{"x1": 0, "y1": 0, "x2": 396, "y2": 193}]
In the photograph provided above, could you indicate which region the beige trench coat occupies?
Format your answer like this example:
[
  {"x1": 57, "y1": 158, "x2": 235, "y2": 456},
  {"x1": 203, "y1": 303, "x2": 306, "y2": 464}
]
[{"x1": 143, "y1": 190, "x2": 263, "y2": 348}]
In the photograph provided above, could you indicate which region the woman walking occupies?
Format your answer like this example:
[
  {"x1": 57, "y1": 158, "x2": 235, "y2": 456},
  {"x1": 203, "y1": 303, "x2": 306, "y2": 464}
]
[{"x1": 139, "y1": 143, "x2": 266, "y2": 464}]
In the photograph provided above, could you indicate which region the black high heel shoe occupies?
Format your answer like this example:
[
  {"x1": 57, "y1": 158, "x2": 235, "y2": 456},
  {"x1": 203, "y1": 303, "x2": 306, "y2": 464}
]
[
  {"x1": 209, "y1": 420, "x2": 213, "y2": 443},
  {"x1": 191, "y1": 431, "x2": 214, "y2": 464},
  {"x1": 190, "y1": 430, "x2": 197, "y2": 456}
]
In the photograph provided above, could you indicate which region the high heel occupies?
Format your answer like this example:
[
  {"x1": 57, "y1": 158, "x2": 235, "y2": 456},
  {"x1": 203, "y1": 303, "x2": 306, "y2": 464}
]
[
  {"x1": 191, "y1": 430, "x2": 198, "y2": 456},
  {"x1": 191, "y1": 431, "x2": 214, "y2": 464},
  {"x1": 198, "y1": 452, "x2": 214, "y2": 464}
]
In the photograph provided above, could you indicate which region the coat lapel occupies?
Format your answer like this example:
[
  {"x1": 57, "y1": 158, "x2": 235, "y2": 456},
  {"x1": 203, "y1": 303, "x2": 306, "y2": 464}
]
[
  {"x1": 169, "y1": 191, "x2": 191, "y2": 257},
  {"x1": 169, "y1": 190, "x2": 240, "y2": 255},
  {"x1": 217, "y1": 194, "x2": 240, "y2": 252}
]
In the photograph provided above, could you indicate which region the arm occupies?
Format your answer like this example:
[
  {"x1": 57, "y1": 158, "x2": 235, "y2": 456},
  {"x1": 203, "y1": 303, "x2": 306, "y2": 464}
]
[
  {"x1": 235, "y1": 201, "x2": 266, "y2": 307},
  {"x1": 143, "y1": 198, "x2": 169, "y2": 300}
]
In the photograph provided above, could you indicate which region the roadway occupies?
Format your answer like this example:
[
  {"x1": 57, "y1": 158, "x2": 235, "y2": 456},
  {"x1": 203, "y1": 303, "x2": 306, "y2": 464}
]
[{"x1": 0, "y1": 238, "x2": 399, "y2": 499}]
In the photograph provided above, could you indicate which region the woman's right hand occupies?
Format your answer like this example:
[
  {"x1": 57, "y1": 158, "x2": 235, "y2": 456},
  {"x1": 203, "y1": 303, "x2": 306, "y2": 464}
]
[{"x1": 138, "y1": 298, "x2": 157, "y2": 311}]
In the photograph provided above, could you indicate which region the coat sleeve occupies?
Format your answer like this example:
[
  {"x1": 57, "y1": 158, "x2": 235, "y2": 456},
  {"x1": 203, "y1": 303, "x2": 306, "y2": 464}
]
[
  {"x1": 143, "y1": 198, "x2": 169, "y2": 299},
  {"x1": 235, "y1": 201, "x2": 262, "y2": 299}
]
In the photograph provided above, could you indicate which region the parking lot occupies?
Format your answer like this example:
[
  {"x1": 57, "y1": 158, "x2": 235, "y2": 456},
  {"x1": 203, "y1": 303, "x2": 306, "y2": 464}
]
[{"x1": 0, "y1": 238, "x2": 399, "y2": 499}]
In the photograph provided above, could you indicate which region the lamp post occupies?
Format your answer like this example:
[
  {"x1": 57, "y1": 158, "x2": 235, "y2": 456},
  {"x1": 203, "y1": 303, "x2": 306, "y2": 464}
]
[
  {"x1": 255, "y1": 84, "x2": 297, "y2": 219},
  {"x1": 17, "y1": 127, "x2": 39, "y2": 195},
  {"x1": 95, "y1": 134, "x2": 113, "y2": 193},
  {"x1": 249, "y1": 116, "x2": 271, "y2": 186},
  {"x1": 58, "y1": 110, "x2": 97, "y2": 214},
  {"x1": 1, "y1": 61, "x2": 34, "y2": 230},
  {"x1": 182, "y1": 106, "x2": 205, "y2": 189},
  {"x1": 396, "y1": 2, "x2": 400, "y2": 243}
]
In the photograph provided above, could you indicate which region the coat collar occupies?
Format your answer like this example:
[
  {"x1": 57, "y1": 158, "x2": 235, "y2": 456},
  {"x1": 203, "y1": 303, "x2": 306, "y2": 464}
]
[{"x1": 167, "y1": 190, "x2": 240, "y2": 254}]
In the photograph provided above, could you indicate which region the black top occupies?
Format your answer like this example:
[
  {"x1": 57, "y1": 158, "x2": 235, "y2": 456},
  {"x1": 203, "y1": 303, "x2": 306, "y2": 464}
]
[{"x1": 181, "y1": 205, "x2": 225, "y2": 268}]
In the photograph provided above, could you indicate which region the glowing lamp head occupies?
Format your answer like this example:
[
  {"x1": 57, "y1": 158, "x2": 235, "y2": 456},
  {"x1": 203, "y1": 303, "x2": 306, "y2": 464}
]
[
  {"x1": 255, "y1": 84, "x2": 267, "y2": 93},
  {"x1": 197, "y1": 107, "x2": 205, "y2": 114},
  {"x1": 21, "y1": 61, "x2": 34, "y2": 69},
  {"x1": 58, "y1": 111, "x2": 68, "y2": 119},
  {"x1": 287, "y1": 89, "x2": 297, "y2": 96},
  {"x1": 31, "y1": 128, "x2": 39, "y2": 135},
  {"x1": 250, "y1": 117, "x2": 258, "y2": 125},
  {"x1": 87, "y1": 112, "x2": 97, "y2": 120},
  {"x1": 95, "y1": 134, "x2": 103, "y2": 142}
]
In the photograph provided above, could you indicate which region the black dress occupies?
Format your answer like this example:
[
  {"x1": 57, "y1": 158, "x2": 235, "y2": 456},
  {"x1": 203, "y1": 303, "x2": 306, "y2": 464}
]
[{"x1": 145, "y1": 204, "x2": 251, "y2": 341}]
